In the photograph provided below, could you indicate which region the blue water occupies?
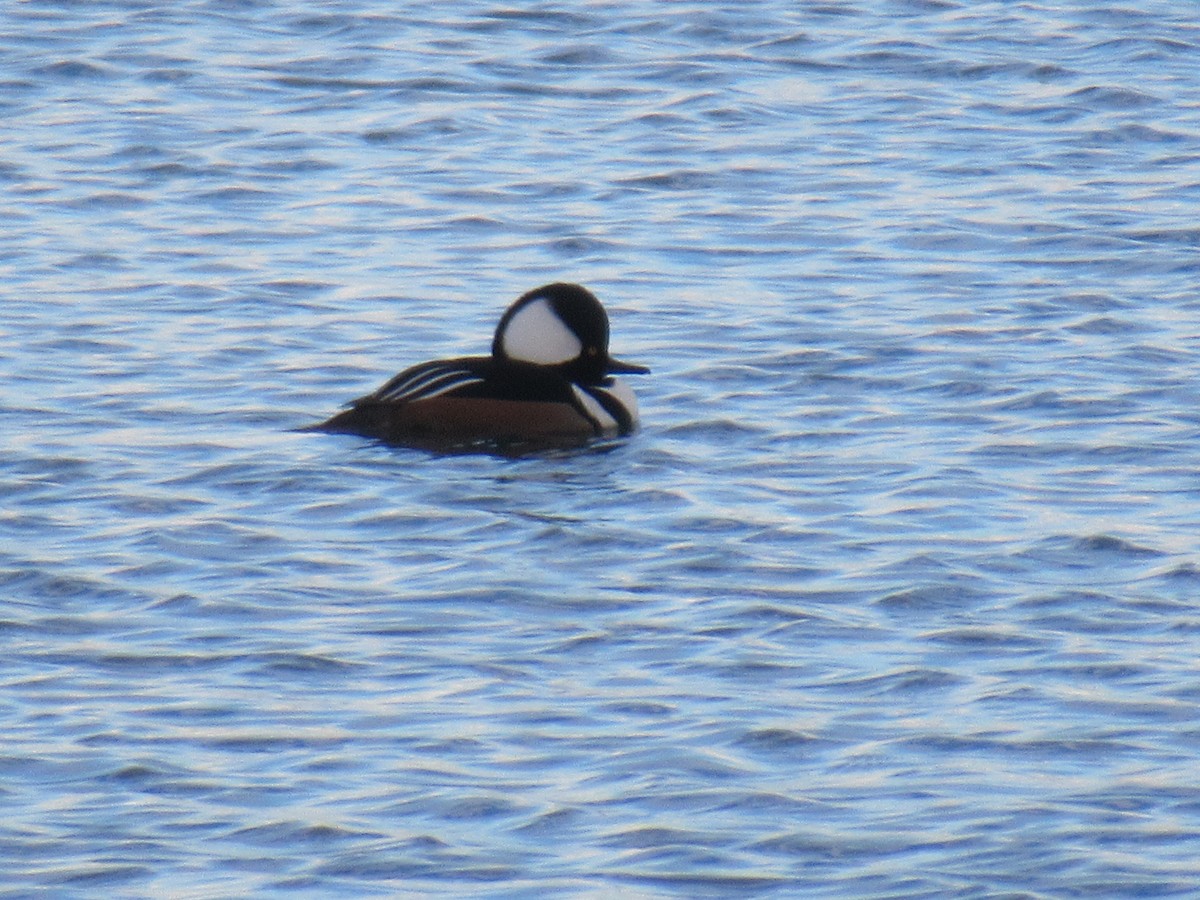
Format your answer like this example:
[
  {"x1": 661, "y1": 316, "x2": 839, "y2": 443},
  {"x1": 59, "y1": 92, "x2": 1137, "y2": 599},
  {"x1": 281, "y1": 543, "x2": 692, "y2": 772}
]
[{"x1": 4, "y1": 1, "x2": 1200, "y2": 895}]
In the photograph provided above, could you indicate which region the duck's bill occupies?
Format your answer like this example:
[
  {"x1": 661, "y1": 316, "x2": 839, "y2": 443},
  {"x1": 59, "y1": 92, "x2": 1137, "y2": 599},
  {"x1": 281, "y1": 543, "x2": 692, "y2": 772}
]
[{"x1": 607, "y1": 356, "x2": 650, "y2": 374}]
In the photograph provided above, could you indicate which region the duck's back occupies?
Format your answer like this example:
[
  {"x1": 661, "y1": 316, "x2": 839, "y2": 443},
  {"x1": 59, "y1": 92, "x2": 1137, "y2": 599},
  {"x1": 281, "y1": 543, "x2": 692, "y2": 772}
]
[{"x1": 315, "y1": 356, "x2": 612, "y2": 443}]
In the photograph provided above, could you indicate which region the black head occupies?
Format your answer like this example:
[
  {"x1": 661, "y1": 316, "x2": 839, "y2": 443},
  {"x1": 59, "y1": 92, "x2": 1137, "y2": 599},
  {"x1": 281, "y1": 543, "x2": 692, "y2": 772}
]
[{"x1": 492, "y1": 283, "x2": 649, "y2": 384}]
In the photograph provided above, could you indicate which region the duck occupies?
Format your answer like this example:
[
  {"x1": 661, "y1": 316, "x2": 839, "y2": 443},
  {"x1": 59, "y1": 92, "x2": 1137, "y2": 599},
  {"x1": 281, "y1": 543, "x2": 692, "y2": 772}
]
[{"x1": 311, "y1": 283, "x2": 648, "y2": 446}]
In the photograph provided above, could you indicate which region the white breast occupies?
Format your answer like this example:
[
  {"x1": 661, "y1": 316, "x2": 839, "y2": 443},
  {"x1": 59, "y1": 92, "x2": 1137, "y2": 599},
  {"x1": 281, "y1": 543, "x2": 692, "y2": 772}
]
[
  {"x1": 571, "y1": 384, "x2": 618, "y2": 431},
  {"x1": 604, "y1": 377, "x2": 639, "y2": 422},
  {"x1": 570, "y1": 378, "x2": 639, "y2": 433}
]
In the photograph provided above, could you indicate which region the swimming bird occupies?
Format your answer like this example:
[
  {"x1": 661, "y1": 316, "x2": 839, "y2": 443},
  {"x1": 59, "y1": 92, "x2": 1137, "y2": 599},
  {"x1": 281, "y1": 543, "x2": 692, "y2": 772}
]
[{"x1": 312, "y1": 283, "x2": 648, "y2": 446}]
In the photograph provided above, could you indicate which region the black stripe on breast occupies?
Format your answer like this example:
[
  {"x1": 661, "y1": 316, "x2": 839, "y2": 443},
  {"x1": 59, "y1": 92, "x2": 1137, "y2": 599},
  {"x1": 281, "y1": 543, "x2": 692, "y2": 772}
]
[{"x1": 577, "y1": 383, "x2": 636, "y2": 434}]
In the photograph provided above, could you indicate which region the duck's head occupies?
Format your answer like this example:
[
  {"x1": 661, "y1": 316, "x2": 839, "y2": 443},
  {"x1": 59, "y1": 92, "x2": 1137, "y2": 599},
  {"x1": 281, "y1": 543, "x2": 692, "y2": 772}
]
[{"x1": 491, "y1": 283, "x2": 649, "y2": 384}]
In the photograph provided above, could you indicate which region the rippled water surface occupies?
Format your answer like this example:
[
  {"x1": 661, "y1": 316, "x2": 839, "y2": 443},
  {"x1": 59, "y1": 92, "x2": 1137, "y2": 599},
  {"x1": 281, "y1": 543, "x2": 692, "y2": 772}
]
[{"x1": 4, "y1": 1, "x2": 1200, "y2": 895}]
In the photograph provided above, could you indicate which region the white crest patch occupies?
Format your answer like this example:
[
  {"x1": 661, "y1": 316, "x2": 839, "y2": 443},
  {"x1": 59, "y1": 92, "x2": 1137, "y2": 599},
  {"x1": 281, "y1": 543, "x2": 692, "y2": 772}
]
[{"x1": 501, "y1": 297, "x2": 582, "y2": 365}]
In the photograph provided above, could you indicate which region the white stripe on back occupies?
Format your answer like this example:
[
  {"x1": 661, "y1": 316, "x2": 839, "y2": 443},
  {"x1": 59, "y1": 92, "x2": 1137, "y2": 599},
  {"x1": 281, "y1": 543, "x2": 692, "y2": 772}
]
[{"x1": 376, "y1": 363, "x2": 484, "y2": 403}]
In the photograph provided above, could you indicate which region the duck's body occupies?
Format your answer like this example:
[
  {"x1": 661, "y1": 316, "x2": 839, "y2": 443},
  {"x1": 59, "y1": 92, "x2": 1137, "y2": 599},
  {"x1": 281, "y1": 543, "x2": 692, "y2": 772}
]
[{"x1": 313, "y1": 283, "x2": 647, "y2": 446}]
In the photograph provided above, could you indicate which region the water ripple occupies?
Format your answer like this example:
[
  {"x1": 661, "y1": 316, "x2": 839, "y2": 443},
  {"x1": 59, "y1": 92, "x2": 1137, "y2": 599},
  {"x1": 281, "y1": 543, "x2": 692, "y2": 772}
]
[{"x1": 3, "y1": 0, "x2": 1200, "y2": 895}]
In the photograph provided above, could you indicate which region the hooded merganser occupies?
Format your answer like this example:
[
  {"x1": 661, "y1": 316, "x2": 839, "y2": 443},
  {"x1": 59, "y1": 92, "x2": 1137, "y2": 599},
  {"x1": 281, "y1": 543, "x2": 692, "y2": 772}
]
[{"x1": 312, "y1": 283, "x2": 649, "y2": 446}]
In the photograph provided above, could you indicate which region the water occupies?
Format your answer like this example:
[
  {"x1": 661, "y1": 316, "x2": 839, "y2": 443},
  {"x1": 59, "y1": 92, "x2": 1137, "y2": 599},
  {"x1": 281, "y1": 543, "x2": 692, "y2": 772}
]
[{"x1": 3, "y1": 1, "x2": 1200, "y2": 895}]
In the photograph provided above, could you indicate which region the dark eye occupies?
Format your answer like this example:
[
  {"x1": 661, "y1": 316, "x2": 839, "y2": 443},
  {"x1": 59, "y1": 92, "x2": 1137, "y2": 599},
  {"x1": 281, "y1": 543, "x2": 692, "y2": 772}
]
[{"x1": 587, "y1": 346, "x2": 598, "y2": 356}]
